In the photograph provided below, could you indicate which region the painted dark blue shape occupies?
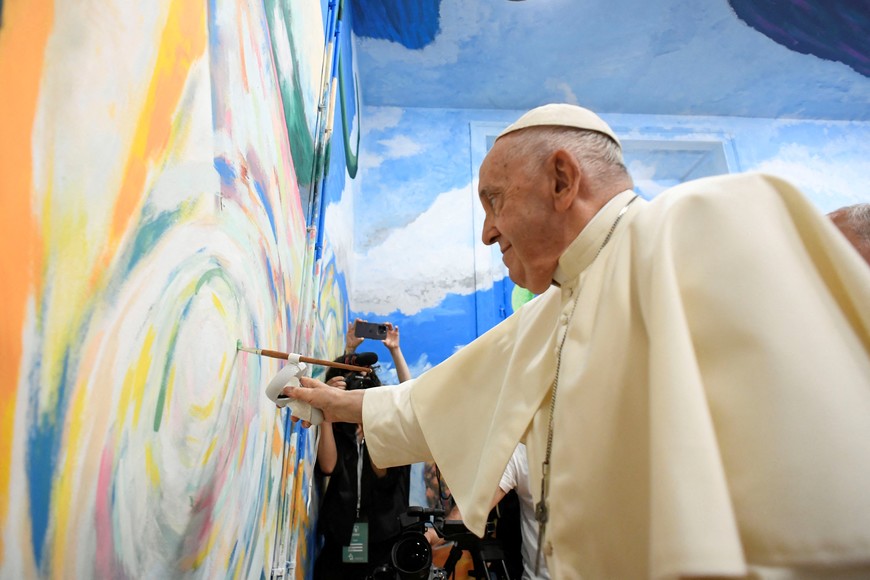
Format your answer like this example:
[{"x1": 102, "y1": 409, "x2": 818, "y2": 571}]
[
  {"x1": 351, "y1": 0, "x2": 441, "y2": 49},
  {"x1": 26, "y1": 350, "x2": 71, "y2": 567},
  {"x1": 729, "y1": 0, "x2": 869, "y2": 77}
]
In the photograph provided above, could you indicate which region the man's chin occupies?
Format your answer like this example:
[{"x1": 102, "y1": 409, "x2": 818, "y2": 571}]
[{"x1": 507, "y1": 271, "x2": 548, "y2": 295}]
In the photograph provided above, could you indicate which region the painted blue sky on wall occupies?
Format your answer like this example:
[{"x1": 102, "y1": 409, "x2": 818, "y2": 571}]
[
  {"x1": 348, "y1": 105, "x2": 870, "y2": 372},
  {"x1": 350, "y1": 0, "x2": 869, "y2": 120}
]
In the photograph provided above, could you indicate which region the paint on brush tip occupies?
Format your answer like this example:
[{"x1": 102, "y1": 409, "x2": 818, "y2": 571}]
[{"x1": 236, "y1": 339, "x2": 242, "y2": 350}]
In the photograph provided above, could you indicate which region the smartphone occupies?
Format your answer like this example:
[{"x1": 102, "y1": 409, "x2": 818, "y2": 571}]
[{"x1": 355, "y1": 321, "x2": 388, "y2": 340}]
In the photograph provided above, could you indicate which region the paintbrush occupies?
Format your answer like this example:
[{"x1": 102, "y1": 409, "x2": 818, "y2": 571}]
[{"x1": 236, "y1": 340, "x2": 371, "y2": 374}]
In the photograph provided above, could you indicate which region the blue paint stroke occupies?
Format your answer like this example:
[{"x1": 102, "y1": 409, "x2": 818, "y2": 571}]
[
  {"x1": 26, "y1": 349, "x2": 71, "y2": 567},
  {"x1": 214, "y1": 156, "x2": 237, "y2": 187},
  {"x1": 253, "y1": 179, "x2": 277, "y2": 241},
  {"x1": 729, "y1": 0, "x2": 869, "y2": 77},
  {"x1": 351, "y1": 0, "x2": 441, "y2": 49}
]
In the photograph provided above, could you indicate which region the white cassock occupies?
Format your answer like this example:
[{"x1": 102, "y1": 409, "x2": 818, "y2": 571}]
[{"x1": 362, "y1": 173, "x2": 870, "y2": 579}]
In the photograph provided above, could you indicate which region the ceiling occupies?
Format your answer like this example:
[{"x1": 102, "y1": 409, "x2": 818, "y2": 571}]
[{"x1": 350, "y1": 0, "x2": 870, "y2": 120}]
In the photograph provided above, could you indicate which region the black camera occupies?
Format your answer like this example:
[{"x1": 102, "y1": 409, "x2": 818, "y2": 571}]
[
  {"x1": 345, "y1": 373, "x2": 379, "y2": 391},
  {"x1": 366, "y1": 507, "x2": 447, "y2": 580},
  {"x1": 325, "y1": 353, "x2": 381, "y2": 390},
  {"x1": 366, "y1": 504, "x2": 513, "y2": 580}
]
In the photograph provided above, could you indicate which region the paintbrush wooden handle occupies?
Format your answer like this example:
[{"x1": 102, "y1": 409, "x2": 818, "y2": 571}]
[
  {"x1": 258, "y1": 349, "x2": 370, "y2": 374},
  {"x1": 299, "y1": 356, "x2": 370, "y2": 374}
]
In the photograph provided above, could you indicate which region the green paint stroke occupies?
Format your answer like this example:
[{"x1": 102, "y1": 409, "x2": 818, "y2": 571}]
[
  {"x1": 126, "y1": 201, "x2": 196, "y2": 278},
  {"x1": 338, "y1": 52, "x2": 360, "y2": 178},
  {"x1": 264, "y1": 0, "x2": 316, "y2": 187}
]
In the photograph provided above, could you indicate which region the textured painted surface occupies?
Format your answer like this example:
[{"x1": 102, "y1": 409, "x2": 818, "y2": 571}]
[
  {"x1": 351, "y1": 0, "x2": 441, "y2": 49},
  {"x1": 0, "y1": 0, "x2": 351, "y2": 577},
  {"x1": 351, "y1": 0, "x2": 870, "y2": 120}
]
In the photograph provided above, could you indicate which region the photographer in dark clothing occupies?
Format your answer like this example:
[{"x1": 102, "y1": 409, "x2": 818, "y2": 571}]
[{"x1": 313, "y1": 321, "x2": 412, "y2": 579}]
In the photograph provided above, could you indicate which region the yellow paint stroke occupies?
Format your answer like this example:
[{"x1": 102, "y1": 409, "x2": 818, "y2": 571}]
[
  {"x1": 99, "y1": 0, "x2": 207, "y2": 273},
  {"x1": 0, "y1": 0, "x2": 54, "y2": 559},
  {"x1": 236, "y1": 425, "x2": 249, "y2": 466},
  {"x1": 217, "y1": 353, "x2": 227, "y2": 381},
  {"x1": 118, "y1": 327, "x2": 155, "y2": 434},
  {"x1": 145, "y1": 444, "x2": 160, "y2": 487},
  {"x1": 189, "y1": 399, "x2": 216, "y2": 421},
  {"x1": 163, "y1": 365, "x2": 176, "y2": 418},
  {"x1": 200, "y1": 439, "x2": 216, "y2": 467},
  {"x1": 211, "y1": 292, "x2": 226, "y2": 318}
]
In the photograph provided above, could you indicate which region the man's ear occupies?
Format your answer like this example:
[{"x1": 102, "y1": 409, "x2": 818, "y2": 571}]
[{"x1": 550, "y1": 149, "x2": 582, "y2": 212}]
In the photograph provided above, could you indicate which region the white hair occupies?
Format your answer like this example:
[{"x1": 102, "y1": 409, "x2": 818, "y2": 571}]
[
  {"x1": 508, "y1": 126, "x2": 632, "y2": 187},
  {"x1": 831, "y1": 203, "x2": 870, "y2": 244}
]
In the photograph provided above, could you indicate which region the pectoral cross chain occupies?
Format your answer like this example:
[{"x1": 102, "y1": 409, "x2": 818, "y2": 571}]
[{"x1": 534, "y1": 461, "x2": 550, "y2": 574}]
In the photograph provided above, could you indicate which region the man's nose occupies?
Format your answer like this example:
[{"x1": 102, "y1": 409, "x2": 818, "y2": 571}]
[{"x1": 481, "y1": 214, "x2": 498, "y2": 246}]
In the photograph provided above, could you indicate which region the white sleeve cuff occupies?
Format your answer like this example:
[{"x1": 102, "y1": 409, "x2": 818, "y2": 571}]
[{"x1": 362, "y1": 381, "x2": 434, "y2": 468}]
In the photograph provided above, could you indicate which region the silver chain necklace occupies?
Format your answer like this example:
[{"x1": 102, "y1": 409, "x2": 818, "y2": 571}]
[{"x1": 534, "y1": 193, "x2": 639, "y2": 573}]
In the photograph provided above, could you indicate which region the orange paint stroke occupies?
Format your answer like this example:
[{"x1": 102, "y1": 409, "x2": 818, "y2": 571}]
[
  {"x1": 101, "y1": 0, "x2": 208, "y2": 273},
  {"x1": 0, "y1": 0, "x2": 55, "y2": 560}
]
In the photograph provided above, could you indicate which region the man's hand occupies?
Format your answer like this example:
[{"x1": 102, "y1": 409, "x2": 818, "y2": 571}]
[
  {"x1": 281, "y1": 376, "x2": 365, "y2": 426},
  {"x1": 345, "y1": 319, "x2": 365, "y2": 354}
]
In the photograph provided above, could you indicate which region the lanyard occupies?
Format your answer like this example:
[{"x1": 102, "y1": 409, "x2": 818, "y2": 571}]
[{"x1": 356, "y1": 436, "x2": 364, "y2": 519}]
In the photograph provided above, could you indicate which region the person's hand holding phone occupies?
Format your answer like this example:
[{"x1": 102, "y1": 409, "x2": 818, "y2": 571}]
[
  {"x1": 345, "y1": 319, "x2": 365, "y2": 354},
  {"x1": 382, "y1": 322, "x2": 400, "y2": 351}
]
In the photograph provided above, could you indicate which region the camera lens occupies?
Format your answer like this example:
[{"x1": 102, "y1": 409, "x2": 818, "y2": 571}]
[{"x1": 391, "y1": 533, "x2": 431, "y2": 579}]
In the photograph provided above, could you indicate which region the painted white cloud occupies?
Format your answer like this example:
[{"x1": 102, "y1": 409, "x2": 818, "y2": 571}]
[
  {"x1": 323, "y1": 181, "x2": 356, "y2": 287},
  {"x1": 750, "y1": 141, "x2": 870, "y2": 211},
  {"x1": 360, "y1": 108, "x2": 410, "y2": 171},
  {"x1": 351, "y1": 184, "x2": 479, "y2": 316},
  {"x1": 377, "y1": 353, "x2": 434, "y2": 385},
  {"x1": 362, "y1": 106, "x2": 403, "y2": 135},
  {"x1": 379, "y1": 135, "x2": 424, "y2": 158},
  {"x1": 544, "y1": 78, "x2": 579, "y2": 105}
]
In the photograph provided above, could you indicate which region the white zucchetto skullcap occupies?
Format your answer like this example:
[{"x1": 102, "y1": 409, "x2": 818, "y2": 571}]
[{"x1": 497, "y1": 103, "x2": 621, "y2": 149}]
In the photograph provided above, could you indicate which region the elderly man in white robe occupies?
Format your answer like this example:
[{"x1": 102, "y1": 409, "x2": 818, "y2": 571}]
[{"x1": 284, "y1": 104, "x2": 870, "y2": 579}]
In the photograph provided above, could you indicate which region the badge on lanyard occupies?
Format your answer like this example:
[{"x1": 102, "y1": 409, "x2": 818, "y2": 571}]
[{"x1": 342, "y1": 521, "x2": 369, "y2": 563}]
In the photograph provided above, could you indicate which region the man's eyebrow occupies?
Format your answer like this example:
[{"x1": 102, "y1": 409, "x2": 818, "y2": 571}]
[{"x1": 478, "y1": 186, "x2": 498, "y2": 199}]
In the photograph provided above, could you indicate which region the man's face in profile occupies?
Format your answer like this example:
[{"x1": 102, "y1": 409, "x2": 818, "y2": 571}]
[
  {"x1": 829, "y1": 209, "x2": 870, "y2": 267},
  {"x1": 477, "y1": 137, "x2": 564, "y2": 294}
]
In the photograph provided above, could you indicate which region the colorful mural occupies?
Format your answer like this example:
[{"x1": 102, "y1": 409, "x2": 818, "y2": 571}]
[{"x1": 0, "y1": 0, "x2": 354, "y2": 577}]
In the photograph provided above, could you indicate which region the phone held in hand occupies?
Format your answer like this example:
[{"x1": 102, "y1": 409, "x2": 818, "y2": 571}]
[{"x1": 355, "y1": 321, "x2": 388, "y2": 340}]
